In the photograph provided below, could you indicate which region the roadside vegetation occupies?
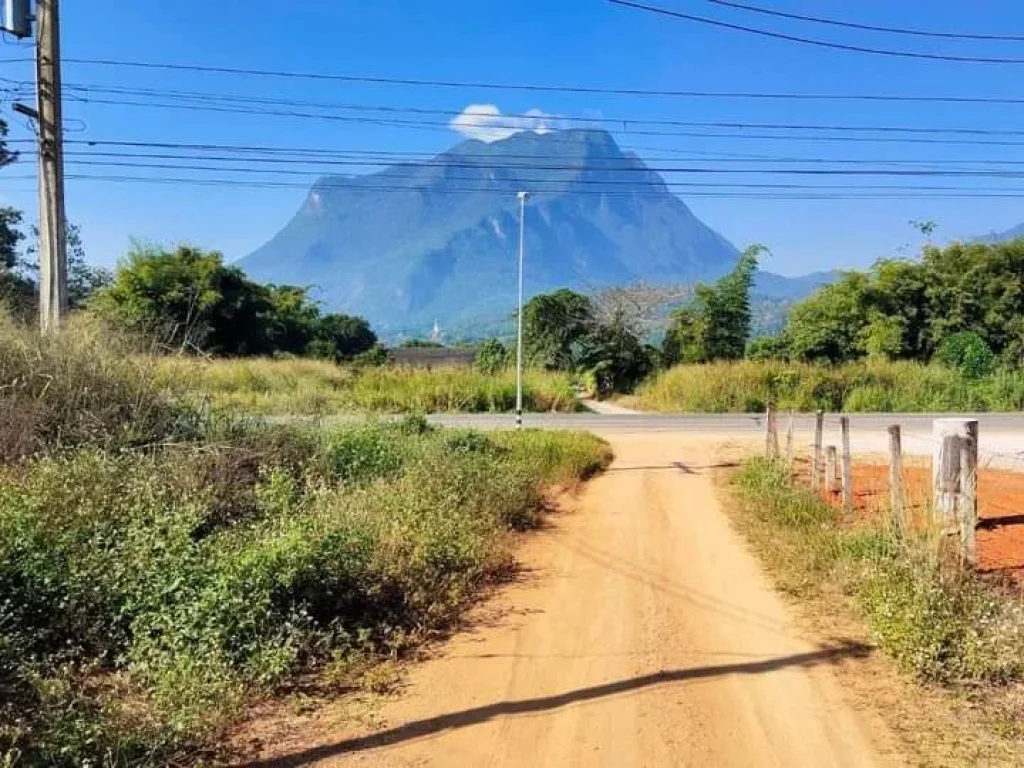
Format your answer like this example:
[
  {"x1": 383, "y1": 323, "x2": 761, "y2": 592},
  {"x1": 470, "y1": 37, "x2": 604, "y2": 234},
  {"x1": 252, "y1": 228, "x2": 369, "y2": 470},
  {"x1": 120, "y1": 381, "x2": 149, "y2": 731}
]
[
  {"x1": 730, "y1": 459, "x2": 1024, "y2": 747},
  {"x1": 628, "y1": 358, "x2": 1024, "y2": 413},
  {"x1": 157, "y1": 356, "x2": 579, "y2": 416},
  {"x1": 0, "y1": 313, "x2": 609, "y2": 766},
  {"x1": 627, "y1": 236, "x2": 1024, "y2": 412}
]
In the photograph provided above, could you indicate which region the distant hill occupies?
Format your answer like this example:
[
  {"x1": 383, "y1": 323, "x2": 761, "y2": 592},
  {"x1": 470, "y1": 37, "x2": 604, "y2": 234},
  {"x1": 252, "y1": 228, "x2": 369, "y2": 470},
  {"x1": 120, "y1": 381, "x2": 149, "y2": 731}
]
[
  {"x1": 240, "y1": 128, "x2": 834, "y2": 338},
  {"x1": 754, "y1": 270, "x2": 838, "y2": 300},
  {"x1": 976, "y1": 223, "x2": 1024, "y2": 244}
]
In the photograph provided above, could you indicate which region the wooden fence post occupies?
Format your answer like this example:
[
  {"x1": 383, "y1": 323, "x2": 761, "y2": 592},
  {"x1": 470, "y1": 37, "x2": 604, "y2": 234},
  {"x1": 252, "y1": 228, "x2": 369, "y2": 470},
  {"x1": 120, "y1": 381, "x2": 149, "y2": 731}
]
[
  {"x1": 765, "y1": 403, "x2": 779, "y2": 458},
  {"x1": 887, "y1": 425, "x2": 904, "y2": 533},
  {"x1": 812, "y1": 410, "x2": 824, "y2": 489},
  {"x1": 840, "y1": 416, "x2": 853, "y2": 513},
  {"x1": 826, "y1": 446, "x2": 838, "y2": 493},
  {"x1": 960, "y1": 426, "x2": 979, "y2": 566},
  {"x1": 785, "y1": 411, "x2": 795, "y2": 465}
]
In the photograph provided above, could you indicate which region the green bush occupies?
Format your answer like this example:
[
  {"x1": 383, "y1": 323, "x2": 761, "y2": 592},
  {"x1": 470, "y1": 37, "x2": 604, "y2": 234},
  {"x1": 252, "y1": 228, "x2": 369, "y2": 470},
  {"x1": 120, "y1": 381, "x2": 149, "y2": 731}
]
[
  {"x1": 0, "y1": 424, "x2": 608, "y2": 764},
  {"x1": 935, "y1": 331, "x2": 997, "y2": 379},
  {"x1": 732, "y1": 459, "x2": 1024, "y2": 687}
]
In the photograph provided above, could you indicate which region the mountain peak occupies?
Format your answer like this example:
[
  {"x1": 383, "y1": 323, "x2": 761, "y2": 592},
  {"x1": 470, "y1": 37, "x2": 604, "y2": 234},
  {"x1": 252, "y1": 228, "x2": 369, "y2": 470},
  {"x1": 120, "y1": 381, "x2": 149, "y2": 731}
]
[{"x1": 241, "y1": 132, "x2": 739, "y2": 336}]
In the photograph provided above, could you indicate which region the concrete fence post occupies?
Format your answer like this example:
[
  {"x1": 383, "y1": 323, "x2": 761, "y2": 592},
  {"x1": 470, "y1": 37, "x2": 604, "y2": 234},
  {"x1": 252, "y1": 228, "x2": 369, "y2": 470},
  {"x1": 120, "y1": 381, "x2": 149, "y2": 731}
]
[{"x1": 932, "y1": 418, "x2": 978, "y2": 531}]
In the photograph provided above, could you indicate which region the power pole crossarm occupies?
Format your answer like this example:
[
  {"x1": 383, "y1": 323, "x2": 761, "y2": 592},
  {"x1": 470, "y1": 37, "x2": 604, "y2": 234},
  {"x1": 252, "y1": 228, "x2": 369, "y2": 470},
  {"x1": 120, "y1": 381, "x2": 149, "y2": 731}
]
[{"x1": 35, "y1": 0, "x2": 69, "y2": 332}]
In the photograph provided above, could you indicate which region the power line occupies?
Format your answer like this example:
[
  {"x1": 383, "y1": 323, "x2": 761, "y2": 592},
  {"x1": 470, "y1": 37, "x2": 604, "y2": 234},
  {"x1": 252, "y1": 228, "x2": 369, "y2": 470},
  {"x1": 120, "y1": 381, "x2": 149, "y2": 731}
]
[
  {"x1": 27, "y1": 90, "x2": 1024, "y2": 146},
  {"x1": 699, "y1": 0, "x2": 1024, "y2": 42},
  {"x1": 50, "y1": 153, "x2": 1024, "y2": 180},
  {"x1": 58, "y1": 139, "x2": 1024, "y2": 169},
  {"x1": 5, "y1": 55, "x2": 1024, "y2": 102},
  {"x1": 608, "y1": 0, "x2": 1024, "y2": 65},
  {"x1": 48, "y1": 172, "x2": 1024, "y2": 199},
  {"x1": 43, "y1": 82, "x2": 1024, "y2": 137}
]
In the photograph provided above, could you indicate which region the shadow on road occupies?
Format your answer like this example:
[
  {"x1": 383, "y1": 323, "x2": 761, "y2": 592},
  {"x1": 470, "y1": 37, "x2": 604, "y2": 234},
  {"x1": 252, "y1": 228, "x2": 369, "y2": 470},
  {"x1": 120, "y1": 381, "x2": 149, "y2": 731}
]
[{"x1": 238, "y1": 642, "x2": 871, "y2": 767}]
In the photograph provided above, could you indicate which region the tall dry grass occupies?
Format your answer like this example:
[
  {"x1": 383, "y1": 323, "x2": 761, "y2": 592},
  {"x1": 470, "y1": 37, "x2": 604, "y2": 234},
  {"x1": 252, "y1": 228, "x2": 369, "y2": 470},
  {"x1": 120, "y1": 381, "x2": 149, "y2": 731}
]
[
  {"x1": 625, "y1": 359, "x2": 1024, "y2": 413},
  {"x1": 156, "y1": 356, "x2": 579, "y2": 415}
]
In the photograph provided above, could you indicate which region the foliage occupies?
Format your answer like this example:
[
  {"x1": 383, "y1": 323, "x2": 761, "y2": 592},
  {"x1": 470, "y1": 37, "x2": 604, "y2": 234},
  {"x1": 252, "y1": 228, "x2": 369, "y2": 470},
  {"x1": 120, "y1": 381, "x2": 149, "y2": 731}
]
[
  {"x1": 745, "y1": 334, "x2": 790, "y2": 361},
  {"x1": 0, "y1": 424, "x2": 607, "y2": 764},
  {"x1": 777, "y1": 239, "x2": 1024, "y2": 365},
  {"x1": 663, "y1": 245, "x2": 762, "y2": 364},
  {"x1": 475, "y1": 338, "x2": 511, "y2": 374},
  {"x1": 934, "y1": 331, "x2": 997, "y2": 379},
  {"x1": 156, "y1": 356, "x2": 580, "y2": 415},
  {"x1": 626, "y1": 358, "x2": 1024, "y2": 413},
  {"x1": 580, "y1": 318, "x2": 656, "y2": 397},
  {"x1": 0, "y1": 310, "x2": 610, "y2": 763},
  {"x1": 522, "y1": 288, "x2": 595, "y2": 370},
  {"x1": 522, "y1": 287, "x2": 655, "y2": 395},
  {"x1": 0, "y1": 311, "x2": 197, "y2": 461},
  {"x1": 90, "y1": 244, "x2": 375, "y2": 360},
  {"x1": 399, "y1": 339, "x2": 444, "y2": 348},
  {"x1": 732, "y1": 459, "x2": 1024, "y2": 687}
]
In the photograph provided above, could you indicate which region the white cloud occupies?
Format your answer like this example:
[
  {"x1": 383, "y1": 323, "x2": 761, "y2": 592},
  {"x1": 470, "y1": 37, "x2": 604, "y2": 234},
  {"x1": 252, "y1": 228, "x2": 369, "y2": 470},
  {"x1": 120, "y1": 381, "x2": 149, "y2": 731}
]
[{"x1": 449, "y1": 104, "x2": 560, "y2": 143}]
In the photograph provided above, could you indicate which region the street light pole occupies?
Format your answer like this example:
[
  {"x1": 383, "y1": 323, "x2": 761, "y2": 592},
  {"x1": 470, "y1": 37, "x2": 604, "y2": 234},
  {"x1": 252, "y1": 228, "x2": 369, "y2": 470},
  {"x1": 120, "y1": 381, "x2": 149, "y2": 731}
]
[{"x1": 515, "y1": 191, "x2": 529, "y2": 429}]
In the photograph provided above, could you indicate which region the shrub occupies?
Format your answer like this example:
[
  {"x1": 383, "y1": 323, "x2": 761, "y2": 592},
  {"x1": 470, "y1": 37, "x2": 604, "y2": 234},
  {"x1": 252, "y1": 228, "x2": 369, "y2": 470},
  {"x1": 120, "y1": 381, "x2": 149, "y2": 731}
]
[
  {"x1": 0, "y1": 312, "x2": 198, "y2": 458},
  {"x1": 935, "y1": 331, "x2": 997, "y2": 379},
  {"x1": 0, "y1": 423, "x2": 608, "y2": 764},
  {"x1": 627, "y1": 359, "x2": 1024, "y2": 413},
  {"x1": 732, "y1": 458, "x2": 1024, "y2": 687}
]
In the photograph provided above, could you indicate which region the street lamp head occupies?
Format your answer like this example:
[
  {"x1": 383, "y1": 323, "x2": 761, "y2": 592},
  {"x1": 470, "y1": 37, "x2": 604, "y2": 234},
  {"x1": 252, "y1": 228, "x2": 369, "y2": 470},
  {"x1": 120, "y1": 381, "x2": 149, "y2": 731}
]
[{"x1": 517, "y1": 191, "x2": 529, "y2": 202}]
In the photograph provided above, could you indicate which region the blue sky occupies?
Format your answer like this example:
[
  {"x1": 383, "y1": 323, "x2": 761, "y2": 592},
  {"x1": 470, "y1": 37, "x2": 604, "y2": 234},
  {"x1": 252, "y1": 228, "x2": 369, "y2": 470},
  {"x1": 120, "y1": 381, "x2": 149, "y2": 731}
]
[{"x1": 3, "y1": 0, "x2": 1024, "y2": 276}]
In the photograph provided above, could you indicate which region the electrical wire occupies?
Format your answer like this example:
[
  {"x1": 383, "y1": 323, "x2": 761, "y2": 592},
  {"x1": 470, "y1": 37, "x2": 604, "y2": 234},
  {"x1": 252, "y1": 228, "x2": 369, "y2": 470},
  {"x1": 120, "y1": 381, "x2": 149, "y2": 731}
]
[
  {"x1": 5, "y1": 55, "x2": 1024, "y2": 102},
  {"x1": 47, "y1": 152, "x2": 1024, "y2": 179},
  {"x1": 699, "y1": 0, "x2": 1024, "y2": 42},
  {"x1": 608, "y1": 0, "x2": 1024, "y2": 65},
  {"x1": 44, "y1": 81, "x2": 1024, "y2": 138}
]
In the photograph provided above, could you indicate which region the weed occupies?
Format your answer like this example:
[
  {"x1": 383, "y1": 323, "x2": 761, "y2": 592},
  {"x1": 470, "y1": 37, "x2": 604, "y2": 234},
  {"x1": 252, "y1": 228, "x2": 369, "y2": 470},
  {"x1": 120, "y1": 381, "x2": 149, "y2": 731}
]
[
  {"x1": 731, "y1": 458, "x2": 1024, "y2": 689},
  {"x1": 628, "y1": 359, "x2": 1024, "y2": 413}
]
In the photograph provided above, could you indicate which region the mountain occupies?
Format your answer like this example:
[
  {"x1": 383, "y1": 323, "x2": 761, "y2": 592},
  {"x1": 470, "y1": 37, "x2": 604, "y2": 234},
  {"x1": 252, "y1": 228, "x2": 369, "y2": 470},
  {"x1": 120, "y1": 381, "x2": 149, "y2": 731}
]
[
  {"x1": 754, "y1": 269, "x2": 838, "y2": 299},
  {"x1": 976, "y1": 222, "x2": 1024, "y2": 243},
  {"x1": 240, "y1": 128, "x2": 828, "y2": 338}
]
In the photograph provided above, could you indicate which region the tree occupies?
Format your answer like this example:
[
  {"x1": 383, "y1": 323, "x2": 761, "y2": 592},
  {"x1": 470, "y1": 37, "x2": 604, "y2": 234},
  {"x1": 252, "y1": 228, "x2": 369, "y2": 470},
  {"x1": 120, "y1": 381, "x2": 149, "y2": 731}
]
[
  {"x1": 590, "y1": 281, "x2": 688, "y2": 339},
  {"x1": 266, "y1": 284, "x2": 320, "y2": 354},
  {"x1": 0, "y1": 121, "x2": 33, "y2": 311},
  {"x1": 522, "y1": 288, "x2": 595, "y2": 369},
  {"x1": 91, "y1": 245, "x2": 274, "y2": 353},
  {"x1": 475, "y1": 338, "x2": 510, "y2": 374},
  {"x1": 663, "y1": 245, "x2": 763, "y2": 364},
  {"x1": 785, "y1": 272, "x2": 871, "y2": 362},
  {"x1": 313, "y1": 313, "x2": 376, "y2": 361},
  {"x1": 581, "y1": 316, "x2": 655, "y2": 396}
]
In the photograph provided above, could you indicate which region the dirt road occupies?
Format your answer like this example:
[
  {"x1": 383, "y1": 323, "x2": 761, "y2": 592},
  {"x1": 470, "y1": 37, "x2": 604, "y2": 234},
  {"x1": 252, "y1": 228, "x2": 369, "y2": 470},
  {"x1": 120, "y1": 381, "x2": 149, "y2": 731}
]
[{"x1": 243, "y1": 434, "x2": 898, "y2": 767}]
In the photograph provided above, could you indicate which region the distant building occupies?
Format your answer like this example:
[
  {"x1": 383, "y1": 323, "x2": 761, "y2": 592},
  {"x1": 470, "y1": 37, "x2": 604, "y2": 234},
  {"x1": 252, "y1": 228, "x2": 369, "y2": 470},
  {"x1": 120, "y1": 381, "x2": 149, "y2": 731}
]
[{"x1": 388, "y1": 346, "x2": 477, "y2": 368}]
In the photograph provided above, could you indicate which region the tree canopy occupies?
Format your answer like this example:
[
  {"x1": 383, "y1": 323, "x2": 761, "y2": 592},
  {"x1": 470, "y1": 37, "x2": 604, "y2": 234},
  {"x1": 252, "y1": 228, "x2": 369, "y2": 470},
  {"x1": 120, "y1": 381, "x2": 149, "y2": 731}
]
[
  {"x1": 91, "y1": 244, "x2": 376, "y2": 359},
  {"x1": 662, "y1": 245, "x2": 763, "y2": 364},
  {"x1": 758, "y1": 239, "x2": 1024, "y2": 368}
]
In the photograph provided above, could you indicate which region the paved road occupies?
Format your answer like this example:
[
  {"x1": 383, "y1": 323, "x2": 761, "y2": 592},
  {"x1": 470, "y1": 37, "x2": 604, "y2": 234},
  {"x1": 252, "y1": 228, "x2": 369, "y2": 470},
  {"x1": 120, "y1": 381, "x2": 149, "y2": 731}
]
[{"x1": 428, "y1": 412, "x2": 1024, "y2": 467}]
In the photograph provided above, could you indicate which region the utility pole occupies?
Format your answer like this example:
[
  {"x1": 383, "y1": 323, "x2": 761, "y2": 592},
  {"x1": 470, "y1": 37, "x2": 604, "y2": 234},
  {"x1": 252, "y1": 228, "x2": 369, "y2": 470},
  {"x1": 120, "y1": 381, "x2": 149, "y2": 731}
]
[
  {"x1": 515, "y1": 191, "x2": 529, "y2": 429},
  {"x1": 35, "y1": 0, "x2": 68, "y2": 332}
]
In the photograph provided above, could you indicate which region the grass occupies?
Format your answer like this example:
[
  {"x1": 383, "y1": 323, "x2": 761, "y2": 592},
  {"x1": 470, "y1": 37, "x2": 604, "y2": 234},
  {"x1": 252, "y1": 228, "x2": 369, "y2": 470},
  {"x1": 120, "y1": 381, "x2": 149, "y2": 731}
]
[
  {"x1": 0, "y1": 315, "x2": 610, "y2": 765},
  {"x1": 729, "y1": 458, "x2": 1024, "y2": 746},
  {"x1": 626, "y1": 359, "x2": 1024, "y2": 413},
  {"x1": 155, "y1": 356, "x2": 580, "y2": 415}
]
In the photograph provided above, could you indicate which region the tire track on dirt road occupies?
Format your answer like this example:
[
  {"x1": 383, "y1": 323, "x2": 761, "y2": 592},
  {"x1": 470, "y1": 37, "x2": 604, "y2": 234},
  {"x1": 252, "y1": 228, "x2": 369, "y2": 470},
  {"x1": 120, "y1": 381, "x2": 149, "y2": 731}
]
[{"x1": 238, "y1": 433, "x2": 901, "y2": 767}]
